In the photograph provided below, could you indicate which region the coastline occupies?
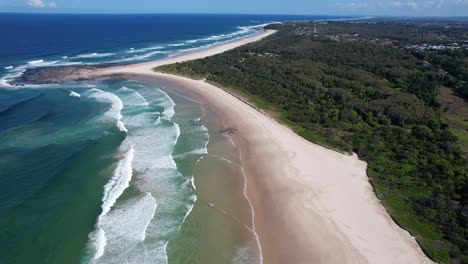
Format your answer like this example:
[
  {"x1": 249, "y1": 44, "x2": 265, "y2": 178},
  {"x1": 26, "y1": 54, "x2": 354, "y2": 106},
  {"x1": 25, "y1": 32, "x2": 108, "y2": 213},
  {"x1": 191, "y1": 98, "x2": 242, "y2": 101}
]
[
  {"x1": 98, "y1": 29, "x2": 433, "y2": 263},
  {"x1": 99, "y1": 30, "x2": 277, "y2": 77}
]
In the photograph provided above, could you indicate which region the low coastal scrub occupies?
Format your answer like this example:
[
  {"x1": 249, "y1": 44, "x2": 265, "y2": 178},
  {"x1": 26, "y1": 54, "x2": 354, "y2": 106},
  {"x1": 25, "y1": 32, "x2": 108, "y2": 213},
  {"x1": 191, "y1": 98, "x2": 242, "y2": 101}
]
[{"x1": 158, "y1": 21, "x2": 468, "y2": 263}]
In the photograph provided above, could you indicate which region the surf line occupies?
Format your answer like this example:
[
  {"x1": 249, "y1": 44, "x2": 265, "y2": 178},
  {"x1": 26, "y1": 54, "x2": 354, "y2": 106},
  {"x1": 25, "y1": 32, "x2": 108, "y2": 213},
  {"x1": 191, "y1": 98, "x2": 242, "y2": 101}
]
[{"x1": 90, "y1": 145, "x2": 135, "y2": 260}]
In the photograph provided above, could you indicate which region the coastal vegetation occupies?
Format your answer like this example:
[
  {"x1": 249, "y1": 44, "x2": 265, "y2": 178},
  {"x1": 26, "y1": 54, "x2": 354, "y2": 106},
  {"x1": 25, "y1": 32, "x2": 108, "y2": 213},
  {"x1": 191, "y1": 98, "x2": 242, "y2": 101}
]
[{"x1": 158, "y1": 20, "x2": 468, "y2": 263}]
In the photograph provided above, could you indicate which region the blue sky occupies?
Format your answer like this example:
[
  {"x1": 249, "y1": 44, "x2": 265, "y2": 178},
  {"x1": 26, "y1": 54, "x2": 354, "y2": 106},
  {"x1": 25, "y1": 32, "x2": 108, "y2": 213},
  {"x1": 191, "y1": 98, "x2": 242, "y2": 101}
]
[{"x1": 1, "y1": 0, "x2": 467, "y2": 16}]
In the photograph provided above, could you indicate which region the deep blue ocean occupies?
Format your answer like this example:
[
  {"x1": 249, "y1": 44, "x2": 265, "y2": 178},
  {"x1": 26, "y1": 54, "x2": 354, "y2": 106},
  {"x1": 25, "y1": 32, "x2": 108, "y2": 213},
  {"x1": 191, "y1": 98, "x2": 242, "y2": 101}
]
[{"x1": 0, "y1": 13, "x2": 357, "y2": 264}]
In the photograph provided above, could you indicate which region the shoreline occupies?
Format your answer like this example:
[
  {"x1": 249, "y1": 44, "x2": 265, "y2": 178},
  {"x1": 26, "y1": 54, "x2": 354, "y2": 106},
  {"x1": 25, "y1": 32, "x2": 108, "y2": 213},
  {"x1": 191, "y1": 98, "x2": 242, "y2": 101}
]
[
  {"x1": 99, "y1": 30, "x2": 277, "y2": 77},
  {"x1": 98, "y1": 29, "x2": 432, "y2": 263}
]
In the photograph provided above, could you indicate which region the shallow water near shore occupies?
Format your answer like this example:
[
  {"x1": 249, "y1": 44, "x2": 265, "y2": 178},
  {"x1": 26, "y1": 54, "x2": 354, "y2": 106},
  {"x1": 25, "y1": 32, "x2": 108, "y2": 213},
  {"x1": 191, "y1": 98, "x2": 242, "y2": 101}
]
[{"x1": 142, "y1": 77, "x2": 262, "y2": 264}]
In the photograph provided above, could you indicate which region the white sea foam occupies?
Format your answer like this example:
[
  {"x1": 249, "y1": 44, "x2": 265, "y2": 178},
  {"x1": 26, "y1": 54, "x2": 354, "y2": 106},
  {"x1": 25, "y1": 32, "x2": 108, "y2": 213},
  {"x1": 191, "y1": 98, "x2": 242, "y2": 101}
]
[
  {"x1": 179, "y1": 194, "x2": 197, "y2": 231},
  {"x1": 146, "y1": 46, "x2": 164, "y2": 50},
  {"x1": 62, "y1": 56, "x2": 68, "y2": 59},
  {"x1": 87, "y1": 89, "x2": 128, "y2": 132},
  {"x1": 0, "y1": 57, "x2": 80, "y2": 87},
  {"x1": 75, "y1": 52, "x2": 115, "y2": 59},
  {"x1": 28, "y1": 59, "x2": 44, "y2": 64},
  {"x1": 111, "y1": 25, "x2": 261, "y2": 65},
  {"x1": 158, "y1": 90, "x2": 176, "y2": 119},
  {"x1": 0, "y1": 70, "x2": 26, "y2": 88},
  {"x1": 88, "y1": 193, "x2": 157, "y2": 263},
  {"x1": 69, "y1": 91, "x2": 81, "y2": 98},
  {"x1": 83, "y1": 84, "x2": 210, "y2": 264},
  {"x1": 110, "y1": 50, "x2": 168, "y2": 63},
  {"x1": 183, "y1": 23, "x2": 260, "y2": 45},
  {"x1": 101, "y1": 146, "x2": 134, "y2": 216},
  {"x1": 54, "y1": 61, "x2": 83, "y2": 66},
  {"x1": 190, "y1": 177, "x2": 196, "y2": 191},
  {"x1": 117, "y1": 87, "x2": 149, "y2": 107},
  {"x1": 141, "y1": 193, "x2": 158, "y2": 241},
  {"x1": 167, "y1": 43, "x2": 185, "y2": 47},
  {"x1": 126, "y1": 46, "x2": 163, "y2": 54},
  {"x1": 24, "y1": 60, "x2": 59, "y2": 68},
  {"x1": 167, "y1": 26, "x2": 261, "y2": 59},
  {"x1": 85, "y1": 146, "x2": 135, "y2": 262},
  {"x1": 89, "y1": 227, "x2": 107, "y2": 261}
]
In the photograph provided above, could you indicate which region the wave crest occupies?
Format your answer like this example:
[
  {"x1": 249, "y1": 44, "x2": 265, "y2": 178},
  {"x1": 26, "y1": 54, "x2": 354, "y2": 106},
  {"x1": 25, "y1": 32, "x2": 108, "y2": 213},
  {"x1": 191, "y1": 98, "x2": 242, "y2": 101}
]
[{"x1": 87, "y1": 88, "x2": 128, "y2": 133}]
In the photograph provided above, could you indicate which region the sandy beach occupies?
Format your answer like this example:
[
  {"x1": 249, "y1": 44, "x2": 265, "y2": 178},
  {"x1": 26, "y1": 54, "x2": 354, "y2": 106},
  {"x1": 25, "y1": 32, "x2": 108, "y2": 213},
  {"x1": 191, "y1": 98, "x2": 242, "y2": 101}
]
[{"x1": 98, "y1": 29, "x2": 433, "y2": 263}]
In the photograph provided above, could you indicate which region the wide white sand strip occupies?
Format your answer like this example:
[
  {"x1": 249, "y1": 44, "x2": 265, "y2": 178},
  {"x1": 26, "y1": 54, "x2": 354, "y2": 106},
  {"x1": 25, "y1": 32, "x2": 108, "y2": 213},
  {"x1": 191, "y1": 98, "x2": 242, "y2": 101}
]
[{"x1": 99, "y1": 29, "x2": 433, "y2": 264}]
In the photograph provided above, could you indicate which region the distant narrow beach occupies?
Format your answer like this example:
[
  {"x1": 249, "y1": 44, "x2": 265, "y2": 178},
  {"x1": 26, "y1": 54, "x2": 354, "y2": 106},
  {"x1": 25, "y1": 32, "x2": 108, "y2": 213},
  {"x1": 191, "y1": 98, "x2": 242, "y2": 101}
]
[{"x1": 92, "y1": 29, "x2": 431, "y2": 263}]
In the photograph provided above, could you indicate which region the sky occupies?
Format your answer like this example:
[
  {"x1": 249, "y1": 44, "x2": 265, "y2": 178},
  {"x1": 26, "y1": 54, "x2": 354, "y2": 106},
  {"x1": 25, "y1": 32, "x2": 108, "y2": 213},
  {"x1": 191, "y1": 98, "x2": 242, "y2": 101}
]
[{"x1": 0, "y1": 0, "x2": 467, "y2": 16}]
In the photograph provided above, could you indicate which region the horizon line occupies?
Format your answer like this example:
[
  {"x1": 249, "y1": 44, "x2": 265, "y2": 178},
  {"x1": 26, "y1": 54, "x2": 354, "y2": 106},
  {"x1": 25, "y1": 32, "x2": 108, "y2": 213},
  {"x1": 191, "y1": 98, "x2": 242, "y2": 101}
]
[{"x1": 0, "y1": 12, "x2": 467, "y2": 19}]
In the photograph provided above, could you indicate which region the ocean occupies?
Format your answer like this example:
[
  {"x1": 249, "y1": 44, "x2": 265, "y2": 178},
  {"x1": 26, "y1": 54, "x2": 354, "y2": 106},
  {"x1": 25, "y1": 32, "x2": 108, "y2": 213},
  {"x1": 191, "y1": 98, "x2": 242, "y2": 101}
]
[{"x1": 0, "y1": 13, "x2": 356, "y2": 264}]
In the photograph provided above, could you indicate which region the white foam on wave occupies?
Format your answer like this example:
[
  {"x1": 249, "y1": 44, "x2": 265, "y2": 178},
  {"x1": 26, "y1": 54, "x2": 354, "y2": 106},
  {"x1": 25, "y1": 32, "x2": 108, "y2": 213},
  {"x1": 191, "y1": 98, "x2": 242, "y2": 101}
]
[
  {"x1": 126, "y1": 46, "x2": 163, "y2": 54},
  {"x1": 141, "y1": 193, "x2": 158, "y2": 241},
  {"x1": 178, "y1": 194, "x2": 198, "y2": 231},
  {"x1": 109, "y1": 24, "x2": 261, "y2": 65},
  {"x1": 117, "y1": 87, "x2": 149, "y2": 107},
  {"x1": 85, "y1": 145, "x2": 135, "y2": 262},
  {"x1": 87, "y1": 88, "x2": 128, "y2": 133},
  {"x1": 116, "y1": 86, "x2": 185, "y2": 262},
  {"x1": 167, "y1": 43, "x2": 185, "y2": 47},
  {"x1": 89, "y1": 227, "x2": 107, "y2": 262},
  {"x1": 55, "y1": 61, "x2": 83, "y2": 66},
  {"x1": 0, "y1": 57, "x2": 81, "y2": 87},
  {"x1": 22, "y1": 60, "x2": 60, "y2": 69},
  {"x1": 0, "y1": 70, "x2": 26, "y2": 88},
  {"x1": 83, "y1": 84, "x2": 211, "y2": 263},
  {"x1": 109, "y1": 50, "x2": 168, "y2": 64},
  {"x1": 102, "y1": 146, "x2": 134, "y2": 217},
  {"x1": 181, "y1": 23, "x2": 262, "y2": 47},
  {"x1": 83, "y1": 87, "x2": 179, "y2": 262},
  {"x1": 167, "y1": 27, "x2": 260, "y2": 59},
  {"x1": 186, "y1": 34, "x2": 226, "y2": 44},
  {"x1": 28, "y1": 59, "x2": 44, "y2": 64},
  {"x1": 87, "y1": 194, "x2": 159, "y2": 263},
  {"x1": 157, "y1": 89, "x2": 176, "y2": 119},
  {"x1": 74, "y1": 52, "x2": 115, "y2": 59},
  {"x1": 69, "y1": 91, "x2": 81, "y2": 98},
  {"x1": 96, "y1": 192, "x2": 157, "y2": 262},
  {"x1": 118, "y1": 50, "x2": 169, "y2": 63}
]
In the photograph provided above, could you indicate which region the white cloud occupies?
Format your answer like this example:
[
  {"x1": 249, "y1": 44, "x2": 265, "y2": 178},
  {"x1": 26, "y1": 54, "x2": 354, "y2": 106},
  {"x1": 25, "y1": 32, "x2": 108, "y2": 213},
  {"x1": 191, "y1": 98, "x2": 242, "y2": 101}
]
[
  {"x1": 27, "y1": 0, "x2": 57, "y2": 8},
  {"x1": 456, "y1": 0, "x2": 468, "y2": 4}
]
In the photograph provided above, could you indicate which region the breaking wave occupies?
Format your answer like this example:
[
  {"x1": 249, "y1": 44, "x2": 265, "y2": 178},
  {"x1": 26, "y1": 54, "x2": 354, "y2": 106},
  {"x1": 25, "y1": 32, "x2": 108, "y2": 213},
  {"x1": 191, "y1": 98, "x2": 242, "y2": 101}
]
[
  {"x1": 74, "y1": 53, "x2": 115, "y2": 59},
  {"x1": 86, "y1": 88, "x2": 128, "y2": 133},
  {"x1": 82, "y1": 83, "x2": 209, "y2": 264}
]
